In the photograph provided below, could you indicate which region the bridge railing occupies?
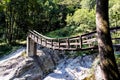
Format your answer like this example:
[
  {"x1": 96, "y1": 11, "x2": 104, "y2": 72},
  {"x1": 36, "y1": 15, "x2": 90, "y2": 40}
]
[{"x1": 27, "y1": 27, "x2": 120, "y2": 51}]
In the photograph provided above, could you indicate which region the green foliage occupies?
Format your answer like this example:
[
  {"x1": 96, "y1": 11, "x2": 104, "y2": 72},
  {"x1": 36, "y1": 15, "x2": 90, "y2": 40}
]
[
  {"x1": 46, "y1": 24, "x2": 96, "y2": 38},
  {"x1": 0, "y1": 43, "x2": 21, "y2": 57},
  {"x1": 66, "y1": 9, "x2": 96, "y2": 33},
  {"x1": 59, "y1": 0, "x2": 81, "y2": 8},
  {"x1": 80, "y1": 0, "x2": 95, "y2": 9},
  {"x1": 115, "y1": 53, "x2": 120, "y2": 64},
  {"x1": 47, "y1": 0, "x2": 119, "y2": 39},
  {"x1": 0, "y1": 0, "x2": 69, "y2": 44},
  {"x1": 46, "y1": 26, "x2": 75, "y2": 38},
  {"x1": 0, "y1": 44, "x2": 12, "y2": 56},
  {"x1": 0, "y1": 39, "x2": 26, "y2": 57},
  {"x1": 0, "y1": 0, "x2": 120, "y2": 45},
  {"x1": 109, "y1": 0, "x2": 120, "y2": 8},
  {"x1": 65, "y1": 50, "x2": 98, "y2": 58},
  {"x1": 73, "y1": 24, "x2": 89, "y2": 34},
  {"x1": 109, "y1": 2, "x2": 120, "y2": 27}
]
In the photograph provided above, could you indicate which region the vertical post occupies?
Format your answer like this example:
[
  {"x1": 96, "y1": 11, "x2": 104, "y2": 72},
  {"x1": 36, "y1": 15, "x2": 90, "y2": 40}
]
[
  {"x1": 66, "y1": 38, "x2": 70, "y2": 49},
  {"x1": 33, "y1": 41, "x2": 37, "y2": 56},
  {"x1": 79, "y1": 36, "x2": 82, "y2": 48},
  {"x1": 27, "y1": 37, "x2": 37, "y2": 57},
  {"x1": 58, "y1": 39, "x2": 60, "y2": 48},
  {"x1": 40, "y1": 37, "x2": 42, "y2": 44},
  {"x1": 45, "y1": 39, "x2": 47, "y2": 46},
  {"x1": 51, "y1": 39, "x2": 53, "y2": 49},
  {"x1": 76, "y1": 39, "x2": 78, "y2": 48},
  {"x1": 36, "y1": 36, "x2": 38, "y2": 42},
  {"x1": 88, "y1": 36, "x2": 91, "y2": 47},
  {"x1": 27, "y1": 37, "x2": 30, "y2": 56}
]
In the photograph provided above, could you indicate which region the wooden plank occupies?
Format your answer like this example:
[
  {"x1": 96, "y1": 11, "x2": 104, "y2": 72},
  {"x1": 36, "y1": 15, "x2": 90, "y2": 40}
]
[
  {"x1": 69, "y1": 43, "x2": 80, "y2": 45},
  {"x1": 69, "y1": 38, "x2": 80, "y2": 41},
  {"x1": 59, "y1": 43, "x2": 67, "y2": 46},
  {"x1": 82, "y1": 38, "x2": 97, "y2": 43}
]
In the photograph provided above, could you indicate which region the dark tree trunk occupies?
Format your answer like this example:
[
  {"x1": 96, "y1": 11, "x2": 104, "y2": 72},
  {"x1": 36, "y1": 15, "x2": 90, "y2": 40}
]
[{"x1": 96, "y1": 0, "x2": 120, "y2": 80}]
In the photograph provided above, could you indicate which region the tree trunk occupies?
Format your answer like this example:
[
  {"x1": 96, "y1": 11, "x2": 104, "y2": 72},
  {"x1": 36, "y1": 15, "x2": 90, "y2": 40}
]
[{"x1": 96, "y1": 0, "x2": 120, "y2": 80}]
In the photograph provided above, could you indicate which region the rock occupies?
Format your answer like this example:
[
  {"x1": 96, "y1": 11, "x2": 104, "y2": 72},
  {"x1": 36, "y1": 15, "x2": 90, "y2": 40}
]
[
  {"x1": 3, "y1": 44, "x2": 118, "y2": 80},
  {"x1": 82, "y1": 74, "x2": 95, "y2": 80},
  {"x1": 0, "y1": 56, "x2": 43, "y2": 80},
  {"x1": 44, "y1": 53, "x2": 98, "y2": 80},
  {"x1": 0, "y1": 46, "x2": 66, "y2": 80},
  {"x1": 0, "y1": 49, "x2": 97, "y2": 80}
]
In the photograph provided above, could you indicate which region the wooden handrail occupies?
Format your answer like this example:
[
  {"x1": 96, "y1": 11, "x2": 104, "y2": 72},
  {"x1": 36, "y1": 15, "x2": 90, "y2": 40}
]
[{"x1": 28, "y1": 27, "x2": 120, "y2": 51}]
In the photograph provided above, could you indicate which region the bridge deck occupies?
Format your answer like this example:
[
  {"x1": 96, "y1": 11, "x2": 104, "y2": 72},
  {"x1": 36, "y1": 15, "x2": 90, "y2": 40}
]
[
  {"x1": 27, "y1": 27, "x2": 120, "y2": 56},
  {"x1": 28, "y1": 27, "x2": 120, "y2": 51}
]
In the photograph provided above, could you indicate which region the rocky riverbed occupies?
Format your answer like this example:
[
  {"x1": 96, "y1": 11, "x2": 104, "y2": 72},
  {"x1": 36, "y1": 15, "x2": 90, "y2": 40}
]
[
  {"x1": 0, "y1": 46, "x2": 119, "y2": 80},
  {"x1": 0, "y1": 46, "x2": 66, "y2": 80},
  {"x1": 44, "y1": 53, "x2": 97, "y2": 80}
]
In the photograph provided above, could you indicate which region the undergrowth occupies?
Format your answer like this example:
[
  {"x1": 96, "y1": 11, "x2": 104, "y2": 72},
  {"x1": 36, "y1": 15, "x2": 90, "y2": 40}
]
[
  {"x1": 45, "y1": 26, "x2": 82, "y2": 38},
  {"x1": 65, "y1": 50, "x2": 98, "y2": 58},
  {"x1": 0, "y1": 40, "x2": 26, "y2": 57},
  {"x1": 115, "y1": 52, "x2": 120, "y2": 64}
]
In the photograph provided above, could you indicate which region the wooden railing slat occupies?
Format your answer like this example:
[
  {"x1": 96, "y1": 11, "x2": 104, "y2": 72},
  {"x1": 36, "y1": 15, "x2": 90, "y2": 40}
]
[{"x1": 80, "y1": 36, "x2": 82, "y2": 48}]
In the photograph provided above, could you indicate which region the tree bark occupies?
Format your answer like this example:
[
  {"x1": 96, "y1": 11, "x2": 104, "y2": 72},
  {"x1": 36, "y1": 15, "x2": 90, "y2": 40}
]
[{"x1": 96, "y1": 0, "x2": 120, "y2": 80}]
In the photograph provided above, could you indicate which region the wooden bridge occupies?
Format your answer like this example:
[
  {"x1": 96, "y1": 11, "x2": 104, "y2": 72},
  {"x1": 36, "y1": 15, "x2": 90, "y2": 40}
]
[{"x1": 27, "y1": 27, "x2": 120, "y2": 56}]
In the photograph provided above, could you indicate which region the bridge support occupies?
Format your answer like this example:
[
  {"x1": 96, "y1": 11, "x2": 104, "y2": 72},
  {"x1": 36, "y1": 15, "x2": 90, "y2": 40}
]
[{"x1": 27, "y1": 37, "x2": 37, "y2": 56}]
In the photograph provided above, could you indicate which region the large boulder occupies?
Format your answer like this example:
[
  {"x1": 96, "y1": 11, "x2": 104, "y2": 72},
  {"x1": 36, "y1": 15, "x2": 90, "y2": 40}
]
[
  {"x1": 0, "y1": 54, "x2": 43, "y2": 80},
  {"x1": 0, "y1": 46, "x2": 66, "y2": 80},
  {"x1": 44, "y1": 53, "x2": 97, "y2": 80}
]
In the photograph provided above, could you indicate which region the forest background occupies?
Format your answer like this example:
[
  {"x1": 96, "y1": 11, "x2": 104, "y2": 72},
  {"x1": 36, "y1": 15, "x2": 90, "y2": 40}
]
[{"x1": 0, "y1": 0, "x2": 120, "y2": 56}]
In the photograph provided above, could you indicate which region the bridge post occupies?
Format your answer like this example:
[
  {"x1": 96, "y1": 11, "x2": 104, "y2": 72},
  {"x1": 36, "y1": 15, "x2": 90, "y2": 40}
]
[
  {"x1": 79, "y1": 36, "x2": 82, "y2": 48},
  {"x1": 27, "y1": 37, "x2": 37, "y2": 57}
]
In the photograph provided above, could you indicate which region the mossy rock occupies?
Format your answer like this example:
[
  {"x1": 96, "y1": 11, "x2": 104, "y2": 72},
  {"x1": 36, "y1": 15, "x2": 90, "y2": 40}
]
[{"x1": 83, "y1": 74, "x2": 95, "y2": 80}]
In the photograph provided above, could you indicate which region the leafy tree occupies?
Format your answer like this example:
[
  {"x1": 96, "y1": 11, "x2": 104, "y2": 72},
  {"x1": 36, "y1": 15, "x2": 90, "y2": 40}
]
[
  {"x1": 66, "y1": 9, "x2": 96, "y2": 33},
  {"x1": 0, "y1": 0, "x2": 71, "y2": 44},
  {"x1": 109, "y1": 0, "x2": 120, "y2": 8},
  {"x1": 96, "y1": 0, "x2": 120, "y2": 79},
  {"x1": 109, "y1": 2, "x2": 120, "y2": 27},
  {"x1": 80, "y1": 0, "x2": 95, "y2": 10},
  {"x1": 0, "y1": 0, "x2": 120, "y2": 45}
]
